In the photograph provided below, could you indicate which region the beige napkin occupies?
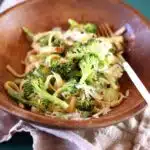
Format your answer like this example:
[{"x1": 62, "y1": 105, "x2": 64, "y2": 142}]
[{"x1": 1, "y1": 107, "x2": 150, "y2": 150}]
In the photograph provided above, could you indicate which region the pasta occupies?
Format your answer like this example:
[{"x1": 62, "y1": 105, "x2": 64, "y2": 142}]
[{"x1": 4, "y1": 19, "x2": 128, "y2": 119}]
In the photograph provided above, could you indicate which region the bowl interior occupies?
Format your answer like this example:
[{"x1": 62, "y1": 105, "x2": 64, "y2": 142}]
[{"x1": 0, "y1": 0, "x2": 149, "y2": 128}]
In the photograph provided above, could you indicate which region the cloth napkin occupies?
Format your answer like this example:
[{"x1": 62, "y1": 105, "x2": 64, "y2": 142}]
[
  {"x1": 1, "y1": 107, "x2": 150, "y2": 150},
  {"x1": 1, "y1": 1, "x2": 150, "y2": 150}
]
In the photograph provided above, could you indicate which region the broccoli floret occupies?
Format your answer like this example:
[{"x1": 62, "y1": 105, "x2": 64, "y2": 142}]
[
  {"x1": 51, "y1": 35, "x2": 65, "y2": 47},
  {"x1": 23, "y1": 27, "x2": 52, "y2": 47},
  {"x1": 76, "y1": 99, "x2": 94, "y2": 111},
  {"x1": 86, "y1": 38, "x2": 112, "y2": 61},
  {"x1": 66, "y1": 70, "x2": 81, "y2": 81},
  {"x1": 37, "y1": 35, "x2": 49, "y2": 47},
  {"x1": 80, "y1": 111, "x2": 91, "y2": 118},
  {"x1": 23, "y1": 78, "x2": 68, "y2": 109},
  {"x1": 23, "y1": 77, "x2": 45, "y2": 99},
  {"x1": 32, "y1": 78, "x2": 68, "y2": 109},
  {"x1": 54, "y1": 79, "x2": 78, "y2": 99},
  {"x1": 26, "y1": 65, "x2": 50, "y2": 81},
  {"x1": 5, "y1": 84, "x2": 29, "y2": 105},
  {"x1": 6, "y1": 85, "x2": 50, "y2": 112},
  {"x1": 67, "y1": 38, "x2": 110, "y2": 61},
  {"x1": 105, "y1": 64, "x2": 123, "y2": 89},
  {"x1": 67, "y1": 39, "x2": 102, "y2": 60},
  {"x1": 68, "y1": 19, "x2": 97, "y2": 33},
  {"x1": 68, "y1": 19, "x2": 79, "y2": 29},
  {"x1": 33, "y1": 65, "x2": 50, "y2": 79},
  {"x1": 84, "y1": 23, "x2": 97, "y2": 33},
  {"x1": 50, "y1": 59, "x2": 76, "y2": 80},
  {"x1": 79, "y1": 54, "x2": 99, "y2": 83},
  {"x1": 66, "y1": 42, "x2": 85, "y2": 59},
  {"x1": 23, "y1": 80, "x2": 35, "y2": 99},
  {"x1": 4, "y1": 81, "x2": 41, "y2": 109},
  {"x1": 68, "y1": 42, "x2": 83, "y2": 53},
  {"x1": 22, "y1": 27, "x2": 34, "y2": 40}
]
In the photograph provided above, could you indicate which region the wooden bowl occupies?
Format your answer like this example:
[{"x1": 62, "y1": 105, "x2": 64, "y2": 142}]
[{"x1": 0, "y1": 0, "x2": 149, "y2": 129}]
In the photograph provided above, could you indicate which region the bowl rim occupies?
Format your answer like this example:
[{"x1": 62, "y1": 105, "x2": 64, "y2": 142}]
[{"x1": 0, "y1": 0, "x2": 148, "y2": 129}]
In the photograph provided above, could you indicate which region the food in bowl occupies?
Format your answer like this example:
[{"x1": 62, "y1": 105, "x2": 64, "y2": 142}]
[{"x1": 4, "y1": 19, "x2": 128, "y2": 119}]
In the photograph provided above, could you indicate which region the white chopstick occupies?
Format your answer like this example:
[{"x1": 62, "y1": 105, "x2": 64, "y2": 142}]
[{"x1": 122, "y1": 61, "x2": 150, "y2": 105}]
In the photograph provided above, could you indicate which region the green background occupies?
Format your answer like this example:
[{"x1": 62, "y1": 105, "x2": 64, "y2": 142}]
[{"x1": 0, "y1": 0, "x2": 150, "y2": 150}]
